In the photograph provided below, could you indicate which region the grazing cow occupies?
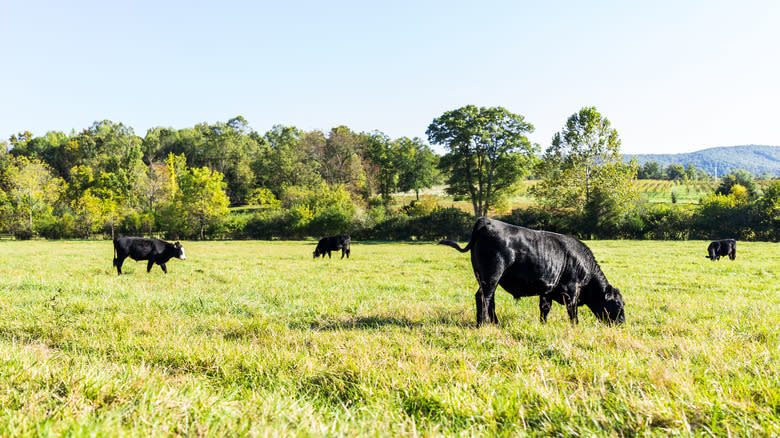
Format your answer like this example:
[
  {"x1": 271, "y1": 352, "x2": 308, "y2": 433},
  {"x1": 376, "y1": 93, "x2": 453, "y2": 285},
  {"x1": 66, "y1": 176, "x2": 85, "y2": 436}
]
[
  {"x1": 439, "y1": 217, "x2": 625, "y2": 326},
  {"x1": 706, "y1": 239, "x2": 736, "y2": 261},
  {"x1": 313, "y1": 235, "x2": 351, "y2": 259},
  {"x1": 113, "y1": 237, "x2": 186, "y2": 275}
]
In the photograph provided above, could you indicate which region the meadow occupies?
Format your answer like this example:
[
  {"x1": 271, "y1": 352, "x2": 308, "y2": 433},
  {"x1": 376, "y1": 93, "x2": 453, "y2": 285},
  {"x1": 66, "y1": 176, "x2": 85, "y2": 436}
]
[
  {"x1": 392, "y1": 180, "x2": 723, "y2": 214},
  {"x1": 0, "y1": 239, "x2": 778, "y2": 436}
]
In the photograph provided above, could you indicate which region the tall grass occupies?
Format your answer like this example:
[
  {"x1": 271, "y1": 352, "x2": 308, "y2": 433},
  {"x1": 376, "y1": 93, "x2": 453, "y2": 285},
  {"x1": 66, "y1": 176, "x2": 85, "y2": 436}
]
[{"x1": 0, "y1": 240, "x2": 777, "y2": 436}]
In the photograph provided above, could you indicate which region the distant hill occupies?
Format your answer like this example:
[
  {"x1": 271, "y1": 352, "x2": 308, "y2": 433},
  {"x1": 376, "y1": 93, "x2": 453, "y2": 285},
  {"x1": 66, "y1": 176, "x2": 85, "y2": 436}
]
[{"x1": 625, "y1": 145, "x2": 780, "y2": 177}]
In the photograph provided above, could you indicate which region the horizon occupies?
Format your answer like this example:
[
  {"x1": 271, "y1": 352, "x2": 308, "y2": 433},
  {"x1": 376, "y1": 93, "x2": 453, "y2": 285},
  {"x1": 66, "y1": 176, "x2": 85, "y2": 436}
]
[{"x1": 2, "y1": 1, "x2": 779, "y2": 154}]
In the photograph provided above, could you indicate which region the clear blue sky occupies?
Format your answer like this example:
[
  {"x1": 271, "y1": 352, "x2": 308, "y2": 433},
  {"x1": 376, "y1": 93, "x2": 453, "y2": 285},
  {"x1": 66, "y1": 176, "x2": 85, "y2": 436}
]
[{"x1": 2, "y1": 0, "x2": 779, "y2": 154}]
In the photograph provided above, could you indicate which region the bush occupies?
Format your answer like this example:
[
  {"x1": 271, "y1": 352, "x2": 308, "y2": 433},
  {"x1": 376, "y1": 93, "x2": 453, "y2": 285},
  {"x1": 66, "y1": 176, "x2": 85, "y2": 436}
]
[
  {"x1": 36, "y1": 212, "x2": 78, "y2": 239},
  {"x1": 355, "y1": 208, "x2": 473, "y2": 241},
  {"x1": 308, "y1": 206, "x2": 353, "y2": 237},
  {"x1": 638, "y1": 204, "x2": 692, "y2": 240},
  {"x1": 14, "y1": 229, "x2": 33, "y2": 240},
  {"x1": 401, "y1": 195, "x2": 439, "y2": 217}
]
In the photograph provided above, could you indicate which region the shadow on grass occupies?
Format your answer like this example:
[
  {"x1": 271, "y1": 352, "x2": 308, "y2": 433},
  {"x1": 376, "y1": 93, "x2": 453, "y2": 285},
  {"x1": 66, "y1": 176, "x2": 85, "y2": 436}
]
[
  {"x1": 296, "y1": 314, "x2": 469, "y2": 330},
  {"x1": 350, "y1": 241, "x2": 441, "y2": 245}
]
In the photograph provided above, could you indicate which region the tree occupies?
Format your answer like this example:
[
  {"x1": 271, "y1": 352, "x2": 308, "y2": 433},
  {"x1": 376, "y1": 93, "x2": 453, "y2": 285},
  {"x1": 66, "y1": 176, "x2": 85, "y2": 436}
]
[
  {"x1": 534, "y1": 107, "x2": 637, "y2": 223},
  {"x1": 427, "y1": 105, "x2": 537, "y2": 217},
  {"x1": 396, "y1": 137, "x2": 437, "y2": 200},
  {"x1": 140, "y1": 163, "x2": 170, "y2": 236},
  {"x1": 638, "y1": 161, "x2": 663, "y2": 179},
  {"x1": 256, "y1": 125, "x2": 321, "y2": 194},
  {"x1": 314, "y1": 126, "x2": 370, "y2": 197},
  {"x1": 666, "y1": 164, "x2": 686, "y2": 181},
  {"x1": 716, "y1": 169, "x2": 758, "y2": 199},
  {"x1": 364, "y1": 132, "x2": 399, "y2": 201},
  {"x1": 177, "y1": 166, "x2": 230, "y2": 240},
  {"x1": 6, "y1": 156, "x2": 63, "y2": 235}
]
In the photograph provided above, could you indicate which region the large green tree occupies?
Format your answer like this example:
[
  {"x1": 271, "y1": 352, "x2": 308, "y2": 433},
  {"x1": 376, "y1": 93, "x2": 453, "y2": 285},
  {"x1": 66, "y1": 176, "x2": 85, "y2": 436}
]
[
  {"x1": 534, "y1": 107, "x2": 637, "y2": 229},
  {"x1": 396, "y1": 137, "x2": 438, "y2": 200},
  {"x1": 256, "y1": 125, "x2": 322, "y2": 194},
  {"x1": 177, "y1": 166, "x2": 230, "y2": 240},
  {"x1": 427, "y1": 105, "x2": 536, "y2": 217},
  {"x1": 6, "y1": 156, "x2": 63, "y2": 235},
  {"x1": 364, "y1": 132, "x2": 399, "y2": 201}
]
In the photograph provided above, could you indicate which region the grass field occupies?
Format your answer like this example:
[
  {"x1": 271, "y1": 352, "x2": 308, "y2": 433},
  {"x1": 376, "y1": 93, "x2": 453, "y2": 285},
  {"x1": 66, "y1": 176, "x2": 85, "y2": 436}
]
[
  {"x1": 0, "y1": 240, "x2": 778, "y2": 436},
  {"x1": 392, "y1": 180, "x2": 721, "y2": 214}
]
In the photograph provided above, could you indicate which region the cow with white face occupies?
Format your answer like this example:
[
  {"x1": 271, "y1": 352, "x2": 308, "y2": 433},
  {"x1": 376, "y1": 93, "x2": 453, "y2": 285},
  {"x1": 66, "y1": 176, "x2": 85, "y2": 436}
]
[{"x1": 113, "y1": 237, "x2": 186, "y2": 275}]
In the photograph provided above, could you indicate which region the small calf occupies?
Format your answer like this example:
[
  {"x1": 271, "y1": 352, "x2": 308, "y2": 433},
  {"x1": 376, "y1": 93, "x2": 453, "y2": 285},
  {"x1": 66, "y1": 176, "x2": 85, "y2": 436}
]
[
  {"x1": 706, "y1": 239, "x2": 736, "y2": 261},
  {"x1": 313, "y1": 235, "x2": 351, "y2": 259}
]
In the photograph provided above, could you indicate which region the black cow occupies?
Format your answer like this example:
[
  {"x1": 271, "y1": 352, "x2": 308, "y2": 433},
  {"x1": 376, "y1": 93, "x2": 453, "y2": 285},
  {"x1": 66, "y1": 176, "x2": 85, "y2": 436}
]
[
  {"x1": 706, "y1": 239, "x2": 736, "y2": 261},
  {"x1": 439, "y1": 217, "x2": 625, "y2": 326},
  {"x1": 313, "y1": 235, "x2": 351, "y2": 259},
  {"x1": 113, "y1": 237, "x2": 186, "y2": 275}
]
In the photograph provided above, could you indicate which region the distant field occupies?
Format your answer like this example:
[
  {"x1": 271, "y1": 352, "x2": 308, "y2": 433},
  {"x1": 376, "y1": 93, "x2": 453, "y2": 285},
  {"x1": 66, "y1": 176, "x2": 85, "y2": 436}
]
[
  {"x1": 393, "y1": 180, "x2": 719, "y2": 214},
  {"x1": 0, "y1": 240, "x2": 777, "y2": 436}
]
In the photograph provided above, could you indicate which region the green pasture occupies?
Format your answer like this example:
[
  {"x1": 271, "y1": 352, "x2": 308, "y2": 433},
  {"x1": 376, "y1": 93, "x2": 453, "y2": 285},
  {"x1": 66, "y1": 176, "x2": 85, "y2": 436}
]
[
  {"x1": 0, "y1": 240, "x2": 778, "y2": 436},
  {"x1": 392, "y1": 180, "x2": 722, "y2": 214}
]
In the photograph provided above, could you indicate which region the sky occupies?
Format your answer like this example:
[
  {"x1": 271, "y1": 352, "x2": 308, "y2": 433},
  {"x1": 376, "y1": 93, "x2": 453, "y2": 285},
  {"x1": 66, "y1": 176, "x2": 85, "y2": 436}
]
[{"x1": 2, "y1": 0, "x2": 779, "y2": 154}]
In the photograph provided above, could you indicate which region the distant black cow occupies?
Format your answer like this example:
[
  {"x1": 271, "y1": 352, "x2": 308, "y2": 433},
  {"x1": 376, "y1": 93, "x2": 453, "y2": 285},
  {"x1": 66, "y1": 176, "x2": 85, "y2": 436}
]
[
  {"x1": 706, "y1": 239, "x2": 736, "y2": 261},
  {"x1": 439, "y1": 217, "x2": 625, "y2": 326},
  {"x1": 113, "y1": 237, "x2": 186, "y2": 275},
  {"x1": 313, "y1": 235, "x2": 351, "y2": 259}
]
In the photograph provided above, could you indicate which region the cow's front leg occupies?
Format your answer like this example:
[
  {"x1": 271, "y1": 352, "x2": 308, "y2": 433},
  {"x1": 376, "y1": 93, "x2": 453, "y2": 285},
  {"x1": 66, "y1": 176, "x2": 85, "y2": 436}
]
[
  {"x1": 564, "y1": 286, "x2": 580, "y2": 325},
  {"x1": 341, "y1": 249, "x2": 346, "y2": 259},
  {"x1": 147, "y1": 260, "x2": 155, "y2": 273},
  {"x1": 160, "y1": 263, "x2": 167, "y2": 274},
  {"x1": 327, "y1": 251, "x2": 332, "y2": 259},
  {"x1": 539, "y1": 295, "x2": 552, "y2": 323},
  {"x1": 488, "y1": 294, "x2": 499, "y2": 325},
  {"x1": 474, "y1": 289, "x2": 484, "y2": 326}
]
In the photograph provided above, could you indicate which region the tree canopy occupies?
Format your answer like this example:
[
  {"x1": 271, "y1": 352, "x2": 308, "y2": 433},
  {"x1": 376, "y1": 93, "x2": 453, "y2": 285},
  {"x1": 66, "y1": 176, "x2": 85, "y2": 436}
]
[
  {"x1": 533, "y1": 107, "x2": 638, "y2": 236},
  {"x1": 427, "y1": 105, "x2": 537, "y2": 217}
]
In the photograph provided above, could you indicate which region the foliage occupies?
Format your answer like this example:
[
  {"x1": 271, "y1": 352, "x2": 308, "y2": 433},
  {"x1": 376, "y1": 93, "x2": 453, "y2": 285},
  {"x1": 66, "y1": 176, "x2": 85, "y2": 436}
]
[
  {"x1": 396, "y1": 137, "x2": 438, "y2": 200},
  {"x1": 534, "y1": 107, "x2": 638, "y2": 233},
  {"x1": 715, "y1": 169, "x2": 758, "y2": 199},
  {"x1": 428, "y1": 105, "x2": 537, "y2": 217},
  {"x1": 4, "y1": 156, "x2": 64, "y2": 235},
  {"x1": 177, "y1": 167, "x2": 231, "y2": 240},
  {"x1": 247, "y1": 187, "x2": 281, "y2": 210}
]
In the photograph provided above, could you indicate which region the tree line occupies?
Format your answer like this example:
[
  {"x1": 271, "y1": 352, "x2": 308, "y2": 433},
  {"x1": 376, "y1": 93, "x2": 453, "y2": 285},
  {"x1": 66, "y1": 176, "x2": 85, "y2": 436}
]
[{"x1": 1, "y1": 107, "x2": 778, "y2": 241}]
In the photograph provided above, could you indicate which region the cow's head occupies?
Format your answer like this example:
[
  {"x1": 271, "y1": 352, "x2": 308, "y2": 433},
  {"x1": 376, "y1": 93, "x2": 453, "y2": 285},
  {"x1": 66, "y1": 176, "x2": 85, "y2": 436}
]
[
  {"x1": 312, "y1": 247, "x2": 321, "y2": 258},
  {"x1": 592, "y1": 285, "x2": 625, "y2": 325},
  {"x1": 174, "y1": 242, "x2": 186, "y2": 260}
]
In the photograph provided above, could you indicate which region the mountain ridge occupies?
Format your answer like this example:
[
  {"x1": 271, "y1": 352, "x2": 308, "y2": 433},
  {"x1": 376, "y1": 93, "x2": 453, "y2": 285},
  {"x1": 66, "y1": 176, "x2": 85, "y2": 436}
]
[{"x1": 624, "y1": 145, "x2": 780, "y2": 177}]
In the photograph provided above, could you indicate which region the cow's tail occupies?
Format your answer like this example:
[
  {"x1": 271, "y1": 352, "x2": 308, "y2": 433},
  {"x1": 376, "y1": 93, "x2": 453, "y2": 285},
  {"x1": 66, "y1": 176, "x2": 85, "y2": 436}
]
[
  {"x1": 438, "y1": 217, "x2": 487, "y2": 253},
  {"x1": 438, "y1": 239, "x2": 472, "y2": 253},
  {"x1": 112, "y1": 238, "x2": 118, "y2": 267}
]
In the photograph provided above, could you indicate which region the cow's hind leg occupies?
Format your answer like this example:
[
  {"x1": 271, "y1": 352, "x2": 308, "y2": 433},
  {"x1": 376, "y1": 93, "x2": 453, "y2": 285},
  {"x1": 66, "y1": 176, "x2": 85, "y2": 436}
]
[
  {"x1": 474, "y1": 269, "x2": 501, "y2": 325},
  {"x1": 115, "y1": 256, "x2": 126, "y2": 275},
  {"x1": 539, "y1": 295, "x2": 552, "y2": 323}
]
